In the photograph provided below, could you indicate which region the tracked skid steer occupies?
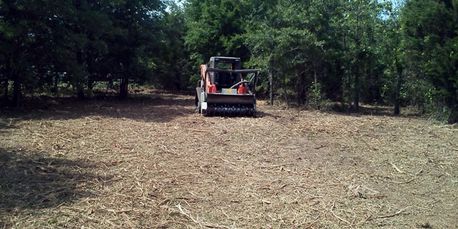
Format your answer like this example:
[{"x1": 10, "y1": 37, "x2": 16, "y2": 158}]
[{"x1": 195, "y1": 56, "x2": 259, "y2": 117}]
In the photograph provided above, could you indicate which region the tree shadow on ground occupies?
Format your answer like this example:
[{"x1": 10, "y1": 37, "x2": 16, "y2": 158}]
[
  {"x1": 0, "y1": 119, "x2": 15, "y2": 134},
  {"x1": 256, "y1": 110, "x2": 282, "y2": 119},
  {"x1": 0, "y1": 92, "x2": 196, "y2": 123},
  {"x1": 322, "y1": 103, "x2": 422, "y2": 118},
  {"x1": 0, "y1": 147, "x2": 108, "y2": 213}
]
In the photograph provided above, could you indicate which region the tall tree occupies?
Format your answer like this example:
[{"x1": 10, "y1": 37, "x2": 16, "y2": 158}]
[
  {"x1": 377, "y1": 1, "x2": 404, "y2": 115},
  {"x1": 0, "y1": 0, "x2": 48, "y2": 106},
  {"x1": 400, "y1": 0, "x2": 458, "y2": 122},
  {"x1": 154, "y1": 1, "x2": 192, "y2": 90},
  {"x1": 107, "y1": 0, "x2": 164, "y2": 98},
  {"x1": 246, "y1": 0, "x2": 329, "y2": 106},
  {"x1": 336, "y1": 0, "x2": 383, "y2": 111},
  {"x1": 185, "y1": 0, "x2": 250, "y2": 65}
]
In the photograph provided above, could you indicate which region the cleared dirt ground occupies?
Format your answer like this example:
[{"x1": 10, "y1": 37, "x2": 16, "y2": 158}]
[{"x1": 1, "y1": 91, "x2": 457, "y2": 228}]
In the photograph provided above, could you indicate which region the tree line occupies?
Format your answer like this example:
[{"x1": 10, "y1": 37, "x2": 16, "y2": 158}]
[
  {"x1": 1, "y1": 0, "x2": 457, "y2": 123},
  {"x1": 0, "y1": 0, "x2": 176, "y2": 102}
]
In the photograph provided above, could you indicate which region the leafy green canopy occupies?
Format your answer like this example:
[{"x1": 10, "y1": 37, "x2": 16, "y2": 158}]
[
  {"x1": 400, "y1": 0, "x2": 458, "y2": 122},
  {"x1": 0, "y1": 0, "x2": 456, "y2": 122},
  {"x1": 0, "y1": 0, "x2": 164, "y2": 101}
]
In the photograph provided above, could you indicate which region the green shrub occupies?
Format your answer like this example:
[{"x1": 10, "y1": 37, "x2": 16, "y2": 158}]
[{"x1": 307, "y1": 82, "x2": 324, "y2": 110}]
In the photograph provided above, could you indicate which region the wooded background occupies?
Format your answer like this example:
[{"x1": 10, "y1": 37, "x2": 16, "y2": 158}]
[{"x1": 0, "y1": 0, "x2": 457, "y2": 123}]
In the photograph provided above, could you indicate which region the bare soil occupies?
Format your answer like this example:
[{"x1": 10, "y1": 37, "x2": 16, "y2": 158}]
[{"x1": 1, "y1": 91, "x2": 457, "y2": 228}]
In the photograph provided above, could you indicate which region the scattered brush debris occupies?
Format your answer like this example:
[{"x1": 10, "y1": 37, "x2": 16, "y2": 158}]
[{"x1": 0, "y1": 91, "x2": 457, "y2": 228}]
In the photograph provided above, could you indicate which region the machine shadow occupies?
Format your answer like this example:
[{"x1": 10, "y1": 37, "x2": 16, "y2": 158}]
[{"x1": 0, "y1": 148, "x2": 108, "y2": 212}]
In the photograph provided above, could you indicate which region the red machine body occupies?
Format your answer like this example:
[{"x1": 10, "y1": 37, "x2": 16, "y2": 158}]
[{"x1": 195, "y1": 57, "x2": 259, "y2": 116}]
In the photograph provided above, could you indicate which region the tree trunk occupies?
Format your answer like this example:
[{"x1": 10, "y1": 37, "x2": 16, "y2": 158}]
[
  {"x1": 353, "y1": 71, "x2": 360, "y2": 112},
  {"x1": 87, "y1": 78, "x2": 94, "y2": 97},
  {"x1": 394, "y1": 61, "x2": 402, "y2": 116},
  {"x1": 12, "y1": 77, "x2": 21, "y2": 107},
  {"x1": 75, "y1": 49, "x2": 85, "y2": 99},
  {"x1": 120, "y1": 76, "x2": 128, "y2": 99},
  {"x1": 107, "y1": 77, "x2": 114, "y2": 92},
  {"x1": 448, "y1": 106, "x2": 458, "y2": 124},
  {"x1": 282, "y1": 78, "x2": 289, "y2": 108},
  {"x1": 51, "y1": 75, "x2": 59, "y2": 95},
  {"x1": 353, "y1": 5, "x2": 361, "y2": 112},
  {"x1": 76, "y1": 84, "x2": 85, "y2": 99},
  {"x1": 296, "y1": 64, "x2": 307, "y2": 106},
  {"x1": 283, "y1": 88, "x2": 289, "y2": 108},
  {"x1": 296, "y1": 73, "x2": 305, "y2": 106},
  {"x1": 446, "y1": 86, "x2": 457, "y2": 123},
  {"x1": 268, "y1": 69, "x2": 273, "y2": 106},
  {"x1": 3, "y1": 80, "x2": 8, "y2": 101}
]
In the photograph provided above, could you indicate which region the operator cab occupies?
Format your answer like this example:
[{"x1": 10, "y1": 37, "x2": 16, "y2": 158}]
[{"x1": 208, "y1": 57, "x2": 242, "y2": 90}]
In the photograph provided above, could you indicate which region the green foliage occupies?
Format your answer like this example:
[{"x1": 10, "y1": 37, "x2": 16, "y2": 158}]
[
  {"x1": 243, "y1": 0, "x2": 386, "y2": 108},
  {"x1": 0, "y1": 0, "x2": 164, "y2": 102},
  {"x1": 0, "y1": 0, "x2": 456, "y2": 122},
  {"x1": 244, "y1": 0, "x2": 329, "y2": 104},
  {"x1": 400, "y1": 0, "x2": 458, "y2": 122},
  {"x1": 184, "y1": 0, "x2": 250, "y2": 65},
  {"x1": 307, "y1": 82, "x2": 324, "y2": 110},
  {"x1": 153, "y1": 2, "x2": 193, "y2": 90}
]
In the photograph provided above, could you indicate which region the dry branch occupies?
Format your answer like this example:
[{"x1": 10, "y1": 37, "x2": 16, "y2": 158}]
[
  {"x1": 175, "y1": 204, "x2": 231, "y2": 229},
  {"x1": 390, "y1": 162, "x2": 404, "y2": 173},
  {"x1": 1, "y1": 92, "x2": 457, "y2": 228},
  {"x1": 329, "y1": 202, "x2": 351, "y2": 225},
  {"x1": 377, "y1": 207, "x2": 411, "y2": 219}
]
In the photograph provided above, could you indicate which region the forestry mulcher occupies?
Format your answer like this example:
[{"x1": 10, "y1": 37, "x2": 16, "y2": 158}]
[{"x1": 195, "y1": 56, "x2": 259, "y2": 116}]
